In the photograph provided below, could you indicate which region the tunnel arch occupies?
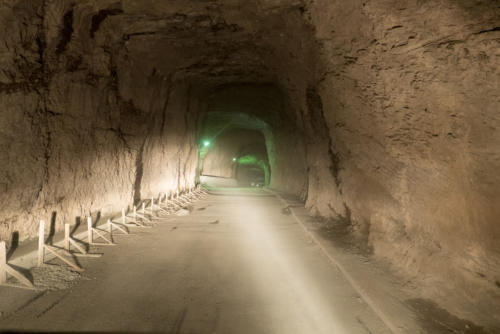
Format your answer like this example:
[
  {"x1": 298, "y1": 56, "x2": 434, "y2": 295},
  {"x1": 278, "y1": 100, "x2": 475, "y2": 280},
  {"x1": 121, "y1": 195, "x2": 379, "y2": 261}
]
[
  {"x1": 199, "y1": 127, "x2": 270, "y2": 186},
  {"x1": 234, "y1": 154, "x2": 270, "y2": 187},
  {"x1": 196, "y1": 84, "x2": 284, "y2": 186},
  {"x1": 0, "y1": 1, "x2": 497, "y2": 328},
  {"x1": 234, "y1": 141, "x2": 271, "y2": 186}
]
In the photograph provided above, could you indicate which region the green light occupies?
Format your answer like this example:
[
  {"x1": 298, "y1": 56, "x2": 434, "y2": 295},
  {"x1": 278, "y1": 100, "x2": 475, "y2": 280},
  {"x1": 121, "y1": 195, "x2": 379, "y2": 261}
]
[{"x1": 203, "y1": 140, "x2": 210, "y2": 147}]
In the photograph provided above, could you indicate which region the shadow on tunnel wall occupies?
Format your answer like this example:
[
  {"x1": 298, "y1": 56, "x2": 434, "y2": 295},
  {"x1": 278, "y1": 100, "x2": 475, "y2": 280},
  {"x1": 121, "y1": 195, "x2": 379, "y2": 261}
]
[{"x1": 0, "y1": 72, "x2": 200, "y2": 245}]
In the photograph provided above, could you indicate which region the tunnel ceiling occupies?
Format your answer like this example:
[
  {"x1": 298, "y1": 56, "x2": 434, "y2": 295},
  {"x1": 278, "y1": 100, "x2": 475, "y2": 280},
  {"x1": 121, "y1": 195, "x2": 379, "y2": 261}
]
[
  {"x1": 207, "y1": 84, "x2": 284, "y2": 125},
  {"x1": 200, "y1": 112, "x2": 271, "y2": 141},
  {"x1": 199, "y1": 84, "x2": 283, "y2": 142},
  {"x1": 93, "y1": 0, "x2": 316, "y2": 87}
]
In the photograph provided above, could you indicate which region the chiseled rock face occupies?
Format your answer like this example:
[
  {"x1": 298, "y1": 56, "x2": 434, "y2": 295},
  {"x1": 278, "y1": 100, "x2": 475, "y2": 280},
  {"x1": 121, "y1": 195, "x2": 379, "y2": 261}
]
[
  {"x1": 0, "y1": 0, "x2": 49, "y2": 242},
  {"x1": 0, "y1": 0, "x2": 200, "y2": 245},
  {"x1": 0, "y1": 0, "x2": 498, "y2": 327},
  {"x1": 305, "y1": 0, "x2": 500, "y2": 325}
]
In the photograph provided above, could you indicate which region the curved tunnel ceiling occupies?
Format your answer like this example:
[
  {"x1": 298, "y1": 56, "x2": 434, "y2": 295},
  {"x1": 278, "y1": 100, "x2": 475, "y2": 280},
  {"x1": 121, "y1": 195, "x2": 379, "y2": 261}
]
[
  {"x1": 199, "y1": 84, "x2": 285, "y2": 138},
  {"x1": 200, "y1": 112, "x2": 272, "y2": 142},
  {"x1": 95, "y1": 0, "x2": 317, "y2": 88}
]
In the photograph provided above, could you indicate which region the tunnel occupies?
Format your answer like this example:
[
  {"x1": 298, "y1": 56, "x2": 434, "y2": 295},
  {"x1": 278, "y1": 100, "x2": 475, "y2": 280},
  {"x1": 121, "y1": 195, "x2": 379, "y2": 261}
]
[
  {"x1": 0, "y1": 0, "x2": 499, "y2": 333},
  {"x1": 200, "y1": 127, "x2": 270, "y2": 186}
]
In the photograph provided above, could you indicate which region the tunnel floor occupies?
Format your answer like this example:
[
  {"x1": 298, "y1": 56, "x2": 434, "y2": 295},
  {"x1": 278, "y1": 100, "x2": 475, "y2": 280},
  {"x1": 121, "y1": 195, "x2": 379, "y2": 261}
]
[{"x1": 0, "y1": 189, "x2": 394, "y2": 333}]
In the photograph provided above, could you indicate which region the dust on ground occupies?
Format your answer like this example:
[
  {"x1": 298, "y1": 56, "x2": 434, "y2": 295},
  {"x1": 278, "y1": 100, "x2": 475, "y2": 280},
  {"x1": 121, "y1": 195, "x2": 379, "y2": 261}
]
[{"x1": 30, "y1": 264, "x2": 82, "y2": 291}]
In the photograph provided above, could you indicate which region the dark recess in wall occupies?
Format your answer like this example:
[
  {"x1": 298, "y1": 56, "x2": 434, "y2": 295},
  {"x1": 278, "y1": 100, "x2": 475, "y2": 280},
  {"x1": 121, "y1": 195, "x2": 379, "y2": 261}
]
[
  {"x1": 133, "y1": 142, "x2": 145, "y2": 205},
  {"x1": 306, "y1": 86, "x2": 327, "y2": 135},
  {"x1": 306, "y1": 85, "x2": 342, "y2": 188},
  {"x1": 328, "y1": 138, "x2": 342, "y2": 189},
  {"x1": 56, "y1": 9, "x2": 74, "y2": 55},
  {"x1": 90, "y1": 8, "x2": 124, "y2": 38}
]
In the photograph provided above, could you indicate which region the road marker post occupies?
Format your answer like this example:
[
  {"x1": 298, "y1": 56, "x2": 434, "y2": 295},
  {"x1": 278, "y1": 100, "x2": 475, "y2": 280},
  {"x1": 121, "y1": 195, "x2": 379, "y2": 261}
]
[
  {"x1": 159, "y1": 193, "x2": 175, "y2": 213},
  {"x1": 38, "y1": 220, "x2": 45, "y2": 266},
  {"x1": 124, "y1": 205, "x2": 151, "y2": 228},
  {"x1": 107, "y1": 218, "x2": 129, "y2": 236},
  {"x1": 38, "y1": 220, "x2": 84, "y2": 272},
  {"x1": 0, "y1": 241, "x2": 6, "y2": 284},
  {"x1": 168, "y1": 192, "x2": 182, "y2": 209},
  {"x1": 134, "y1": 204, "x2": 152, "y2": 223},
  {"x1": 151, "y1": 196, "x2": 169, "y2": 215},
  {"x1": 142, "y1": 200, "x2": 158, "y2": 219},
  {"x1": 122, "y1": 207, "x2": 144, "y2": 228},
  {"x1": 0, "y1": 241, "x2": 35, "y2": 289},
  {"x1": 87, "y1": 217, "x2": 114, "y2": 246},
  {"x1": 63, "y1": 223, "x2": 102, "y2": 258}
]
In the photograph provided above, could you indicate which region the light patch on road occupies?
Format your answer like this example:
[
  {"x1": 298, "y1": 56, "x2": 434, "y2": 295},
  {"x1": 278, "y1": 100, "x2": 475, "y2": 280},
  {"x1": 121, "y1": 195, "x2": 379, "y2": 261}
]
[{"x1": 234, "y1": 200, "x2": 347, "y2": 334}]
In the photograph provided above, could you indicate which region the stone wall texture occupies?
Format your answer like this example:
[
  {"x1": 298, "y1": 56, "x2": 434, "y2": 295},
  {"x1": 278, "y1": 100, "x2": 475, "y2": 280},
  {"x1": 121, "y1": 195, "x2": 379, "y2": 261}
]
[
  {"x1": 0, "y1": 0, "x2": 200, "y2": 246},
  {"x1": 0, "y1": 0, "x2": 498, "y2": 328},
  {"x1": 302, "y1": 0, "x2": 500, "y2": 325}
]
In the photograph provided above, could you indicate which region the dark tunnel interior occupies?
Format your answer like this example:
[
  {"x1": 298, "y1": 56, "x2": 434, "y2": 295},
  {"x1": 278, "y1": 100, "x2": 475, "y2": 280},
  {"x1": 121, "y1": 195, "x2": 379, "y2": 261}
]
[{"x1": 0, "y1": 0, "x2": 499, "y2": 332}]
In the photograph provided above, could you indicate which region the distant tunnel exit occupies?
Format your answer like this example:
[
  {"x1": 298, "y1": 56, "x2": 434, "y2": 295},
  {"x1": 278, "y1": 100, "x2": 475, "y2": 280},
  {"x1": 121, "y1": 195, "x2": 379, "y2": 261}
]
[{"x1": 198, "y1": 125, "x2": 271, "y2": 187}]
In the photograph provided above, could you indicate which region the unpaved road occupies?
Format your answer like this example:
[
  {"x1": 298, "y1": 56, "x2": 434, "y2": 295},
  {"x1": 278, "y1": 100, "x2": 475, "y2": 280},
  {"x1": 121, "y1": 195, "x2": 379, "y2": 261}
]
[{"x1": 0, "y1": 190, "x2": 391, "y2": 333}]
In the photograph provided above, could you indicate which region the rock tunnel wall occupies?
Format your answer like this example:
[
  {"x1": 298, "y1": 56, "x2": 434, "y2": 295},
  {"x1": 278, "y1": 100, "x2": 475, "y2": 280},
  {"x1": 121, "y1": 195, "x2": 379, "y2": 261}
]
[
  {"x1": 301, "y1": 0, "x2": 500, "y2": 323},
  {"x1": 0, "y1": 0, "x2": 498, "y2": 326},
  {"x1": 0, "y1": 1, "x2": 199, "y2": 245}
]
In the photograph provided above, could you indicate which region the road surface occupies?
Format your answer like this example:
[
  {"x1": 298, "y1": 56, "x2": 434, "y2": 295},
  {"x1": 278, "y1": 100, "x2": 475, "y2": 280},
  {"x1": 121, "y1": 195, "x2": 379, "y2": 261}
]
[{"x1": 0, "y1": 189, "x2": 391, "y2": 333}]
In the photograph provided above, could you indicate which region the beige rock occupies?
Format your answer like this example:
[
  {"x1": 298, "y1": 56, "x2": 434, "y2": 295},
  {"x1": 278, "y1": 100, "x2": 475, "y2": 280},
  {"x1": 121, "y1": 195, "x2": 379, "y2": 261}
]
[{"x1": 0, "y1": 0, "x2": 498, "y2": 328}]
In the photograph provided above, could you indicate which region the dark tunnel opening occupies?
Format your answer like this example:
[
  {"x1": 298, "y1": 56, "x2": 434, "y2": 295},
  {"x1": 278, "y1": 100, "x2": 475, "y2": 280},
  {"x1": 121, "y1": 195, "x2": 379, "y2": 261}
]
[
  {"x1": 235, "y1": 163, "x2": 266, "y2": 187},
  {"x1": 198, "y1": 125, "x2": 270, "y2": 188}
]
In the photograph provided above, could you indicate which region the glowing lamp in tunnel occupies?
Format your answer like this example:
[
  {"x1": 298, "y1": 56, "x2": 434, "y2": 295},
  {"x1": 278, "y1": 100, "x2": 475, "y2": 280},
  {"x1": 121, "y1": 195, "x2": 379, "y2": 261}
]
[
  {"x1": 232, "y1": 157, "x2": 237, "y2": 162},
  {"x1": 203, "y1": 140, "x2": 211, "y2": 147}
]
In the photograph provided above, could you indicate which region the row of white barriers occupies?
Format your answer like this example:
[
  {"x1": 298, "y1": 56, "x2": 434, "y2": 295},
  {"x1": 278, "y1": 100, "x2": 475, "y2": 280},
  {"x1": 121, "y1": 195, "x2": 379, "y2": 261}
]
[{"x1": 0, "y1": 185, "x2": 209, "y2": 289}]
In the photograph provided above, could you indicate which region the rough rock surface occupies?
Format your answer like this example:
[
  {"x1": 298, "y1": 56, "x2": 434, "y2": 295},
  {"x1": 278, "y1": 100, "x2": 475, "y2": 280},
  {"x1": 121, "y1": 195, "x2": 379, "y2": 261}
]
[
  {"x1": 304, "y1": 0, "x2": 500, "y2": 327},
  {"x1": 0, "y1": 0, "x2": 498, "y2": 329},
  {"x1": 0, "y1": 0, "x2": 199, "y2": 244}
]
